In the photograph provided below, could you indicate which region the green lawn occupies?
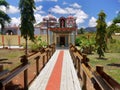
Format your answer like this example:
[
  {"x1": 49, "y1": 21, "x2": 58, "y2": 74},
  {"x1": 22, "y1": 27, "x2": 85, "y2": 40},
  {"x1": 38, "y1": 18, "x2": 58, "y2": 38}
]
[
  {"x1": 0, "y1": 49, "x2": 24, "y2": 70},
  {"x1": 87, "y1": 52, "x2": 120, "y2": 84}
]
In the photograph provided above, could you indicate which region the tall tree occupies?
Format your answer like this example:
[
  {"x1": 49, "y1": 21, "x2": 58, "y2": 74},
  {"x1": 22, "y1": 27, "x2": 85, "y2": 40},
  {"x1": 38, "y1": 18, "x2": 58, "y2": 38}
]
[
  {"x1": 0, "y1": 0, "x2": 11, "y2": 34},
  {"x1": 19, "y1": 0, "x2": 36, "y2": 55},
  {"x1": 95, "y1": 11, "x2": 107, "y2": 58}
]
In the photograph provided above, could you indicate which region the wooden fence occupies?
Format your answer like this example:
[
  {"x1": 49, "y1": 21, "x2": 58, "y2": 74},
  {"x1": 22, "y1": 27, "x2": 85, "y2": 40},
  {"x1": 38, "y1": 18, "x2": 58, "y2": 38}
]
[
  {"x1": 69, "y1": 44, "x2": 120, "y2": 90},
  {"x1": 0, "y1": 43, "x2": 56, "y2": 90}
]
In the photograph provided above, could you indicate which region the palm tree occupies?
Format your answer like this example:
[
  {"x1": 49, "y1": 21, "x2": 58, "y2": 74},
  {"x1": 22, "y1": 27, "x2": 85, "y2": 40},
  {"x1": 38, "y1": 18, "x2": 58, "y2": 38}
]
[
  {"x1": 19, "y1": 0, "x2": 36, "y2": 55},
  {"x1": 0, "y1": 0, "x2": 11, "y2": 34}
]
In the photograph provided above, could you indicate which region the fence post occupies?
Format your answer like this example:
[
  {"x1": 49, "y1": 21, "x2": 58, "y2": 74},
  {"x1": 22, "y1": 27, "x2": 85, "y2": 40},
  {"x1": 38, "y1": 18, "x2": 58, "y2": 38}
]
[
  {"x1": 18, "y1": 35, "x2": 20, "y2": 46},
  {"x1": 76, "y1": 56, "x2": 81, "y2": 78},
  {"x1": 2, "y1": 35, "x2": 4, "y2": 48},
  {"x1": 0, "y1": 65, "x2": 4, "y2": 90},
  {"x1": 0, "y1": 64, "x2": 3, "y2": 72},
  {"x1": 20, "y1": 55, "x2": 28, "y2": 90},
  {"x1": 82, "y1": 71, "x2": 87, "y2": 90},
  {"x1": 94, "y1": 65, "x2": 104, "y2": 90},
  {"x1": 96, "y1": 65, "x2": 103, "y2": 74},
  {"x1": 43, "y1": 55, "x2": 45, "y2": 67},
  {"x1": 34, "y1": 56, "x2": 40, "y2": 75},
  {"x1": 46, "y1": 50, "x2": 49, "y2": 62},
  {"x1": 82, "y1": 54, "x2": 89, "y2": 65}
]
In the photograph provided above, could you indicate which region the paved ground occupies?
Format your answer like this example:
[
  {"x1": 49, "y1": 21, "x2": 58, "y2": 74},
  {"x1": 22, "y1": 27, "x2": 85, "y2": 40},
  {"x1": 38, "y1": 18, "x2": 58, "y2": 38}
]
[
  {"x1": 29, "y1": 49, "x2": 81, "y2": 90},
  {"x1": 0, "y1": 46, "x2": 23, "y2": 49}
]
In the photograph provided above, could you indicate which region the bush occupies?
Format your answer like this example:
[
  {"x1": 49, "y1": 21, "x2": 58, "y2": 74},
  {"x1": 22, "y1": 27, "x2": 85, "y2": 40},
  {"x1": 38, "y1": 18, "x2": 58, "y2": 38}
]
[
  {"x1": 76, "y1": 35, "x2": 95, "y2": 54},
  {"x1": 30, "y1": 36, "x2": 47, "y2": 52},
  {"x1": 108, "y1": 39, "x2": 120, "y2": 53}
]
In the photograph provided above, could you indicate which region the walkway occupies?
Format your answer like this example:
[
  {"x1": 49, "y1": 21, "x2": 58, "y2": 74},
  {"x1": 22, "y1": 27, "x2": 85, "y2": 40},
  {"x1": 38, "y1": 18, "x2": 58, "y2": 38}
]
[{"x1": 29, "y1": 49, "x2": 81, "y2": 90}]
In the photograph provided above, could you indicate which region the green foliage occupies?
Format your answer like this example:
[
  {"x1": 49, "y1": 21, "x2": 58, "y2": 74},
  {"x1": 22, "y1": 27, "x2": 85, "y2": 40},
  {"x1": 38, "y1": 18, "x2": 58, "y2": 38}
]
[
  {"x1": 107, "y1": 12, "x2": 120, "y2": 39},
  {"x1": 19, "y1": 0, "x2": 36, "y2": 41},
  {"x1": 19, "y1": 0, "x2": 36, "y2": 55},
  {"x1": 75, "y1": 37, "x2": 81, "y2": 46},
  {"x1": 106, "y1": 24, "x2": 116, "y2": 39},
  {"x1": 0, "y1": 0, "x2": 11, "y2": 34},
  {"x1": 88, "y1": 52, "x2": 120, "y2": 83},
  {"x1": 97, "y1": 46, "x2": 104, "y2": 57},
  {"x1": 77, "y1": 28, "x2": 85, "y2": 34},
  {"x1": 113, "y1": 11, "x2": 120, "y2": 24},
  {"x1": 108, "y1": 39, "x2": 120, "y2": 53},
  {"x1": 76, "y1": 35, "x2": 95, "y2": 54},
  {"x1": 95, "y1": 11, "x2": 107, "y2": 58},
  {"x1": 0, "y1": 0, "x2": 9, "y2": 7},
  {"x1": 30, "y1": 36, "x2": 47, "y2": 51}
]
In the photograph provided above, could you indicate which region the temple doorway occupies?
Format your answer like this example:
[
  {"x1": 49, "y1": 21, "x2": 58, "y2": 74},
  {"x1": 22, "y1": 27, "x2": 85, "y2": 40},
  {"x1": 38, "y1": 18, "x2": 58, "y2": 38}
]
[{"x1": 60, "y1": 36, "x2": 65, "y2": 46}]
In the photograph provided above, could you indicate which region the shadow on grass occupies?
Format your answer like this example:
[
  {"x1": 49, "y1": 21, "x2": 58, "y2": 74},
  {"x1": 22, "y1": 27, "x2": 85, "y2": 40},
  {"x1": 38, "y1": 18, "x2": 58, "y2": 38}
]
[
  {"x1": 95, "y1": 57, "x2": 108, "y2": 60},
  {"x1": 107, "y1": 63, "x2": 120, "y2": 67},
  {"x1": 0, "y1": 62, "x2": 13, "y2": 64},
  {"x1": 0, "y1": 58, "x2": 8, "y2": 61},
  {"x1": 0, "y1": 58, "x2": 12, "y2": 64}
]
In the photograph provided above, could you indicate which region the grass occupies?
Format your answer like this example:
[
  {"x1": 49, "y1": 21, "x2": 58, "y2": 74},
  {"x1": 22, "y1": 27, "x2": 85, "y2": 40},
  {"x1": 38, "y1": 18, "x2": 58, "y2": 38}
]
[
  {"x1": 87, "y1": 52, "x2": 120, "y2": 83},
  {"x1": 0, "y1": 49, "x2": 24, "y2": 70},
  {"x1": 77, "y1": 34, "x2": 120, "y2": 83}
]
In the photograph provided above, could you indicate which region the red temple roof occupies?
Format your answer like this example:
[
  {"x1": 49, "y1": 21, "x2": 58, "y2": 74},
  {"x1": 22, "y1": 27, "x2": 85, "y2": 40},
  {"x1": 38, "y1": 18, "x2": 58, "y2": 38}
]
[{"x1": 49, "y1": 27, "x2": 76, "y2": 33}]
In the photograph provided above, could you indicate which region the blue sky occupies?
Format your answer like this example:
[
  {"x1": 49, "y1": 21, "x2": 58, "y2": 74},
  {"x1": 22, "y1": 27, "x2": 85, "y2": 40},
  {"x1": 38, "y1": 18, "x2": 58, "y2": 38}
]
[{"x1": 2, "y1": 0, "x2": 120, "y2": 28}]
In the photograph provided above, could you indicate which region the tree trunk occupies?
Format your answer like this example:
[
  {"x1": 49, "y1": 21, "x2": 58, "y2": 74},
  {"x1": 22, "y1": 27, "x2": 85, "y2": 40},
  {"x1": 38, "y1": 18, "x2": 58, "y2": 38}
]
[{"x1": 25, "y1": 35, "x2": 28, "y2": 56}]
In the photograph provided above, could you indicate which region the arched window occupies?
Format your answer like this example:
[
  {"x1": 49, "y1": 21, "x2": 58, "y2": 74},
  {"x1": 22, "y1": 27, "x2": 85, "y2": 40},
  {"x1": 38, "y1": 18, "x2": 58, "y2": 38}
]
[{"x1": 6, "y1": 30, "x2": 14, "y2": 35}]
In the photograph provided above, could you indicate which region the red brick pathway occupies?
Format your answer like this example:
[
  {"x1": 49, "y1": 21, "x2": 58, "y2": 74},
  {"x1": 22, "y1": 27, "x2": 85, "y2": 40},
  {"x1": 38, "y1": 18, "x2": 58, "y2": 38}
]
[{"x1": 45, "y1": 51, "x2": 64, "y2": 90}]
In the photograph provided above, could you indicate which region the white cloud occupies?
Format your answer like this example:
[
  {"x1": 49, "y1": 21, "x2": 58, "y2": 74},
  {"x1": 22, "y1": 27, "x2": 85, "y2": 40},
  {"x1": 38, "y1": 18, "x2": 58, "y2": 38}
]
[
  {"x1": 35, "y1": 0, "x2": 57, "y2": 2},
  {"x1": 35, "y1": 0, "x2": 43, "y2": 2},
  {"x1": 10, "y1": 17, "x2": 20, "y2": 26},
  {"x1": 7, "y1": 5, "x2": 19, "y2": 14},
  {"x1": 47, "y1": 0, "x2": 58, "y2": 2},
  {"x1": 36, "y1": 6, "x2": 43, "y2": 11},
  {"x1": 34, "y1": 5, "x2": 45, "y2": 14},
  {"x1": 0, "y1": 6, "x2": 6, "y2": 12},
  {"x1": 74, "y1": 10, "x2": 88, "y2": 24},
  {"x1": 88, "y1": 17, "x2": 97, "y2": 27},
  {"x1": 35, "y1": 5, "x2": 45, "y2": 14},
  {"x1": 9, "y1": 14, "x2": 44, "y2": 27},
  {"x1": 70, "y1": 3, "x2": 81, "y2": 8},
  {"x1": 50, "y1": 5, "x2": 67, "y2": 14},
  {"x1": 34, "y1": 14, "x2": 44, "y2": 24},
  {"x1": 63, "y1": 1, "x2": 68, "y2": 5},
  {"x1": 8, "y1": 13, "x2": 44, "y2": 27},
  {"x1": 50, "y1": 5, "x2": 88, "y2": 25},
  {"x1": 107, "y1": 21, "x2": 112, "y2": 26}
]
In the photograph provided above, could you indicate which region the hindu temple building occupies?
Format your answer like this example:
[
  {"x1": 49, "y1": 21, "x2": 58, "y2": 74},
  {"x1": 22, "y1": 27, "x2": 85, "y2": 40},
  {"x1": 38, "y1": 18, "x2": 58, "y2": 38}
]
[
  {"x1": 2, "y1": 13, "x2": 77, "y2": 47},
  {"x1": 37, "y1": 14, "x2": 77, "y2": 47}
]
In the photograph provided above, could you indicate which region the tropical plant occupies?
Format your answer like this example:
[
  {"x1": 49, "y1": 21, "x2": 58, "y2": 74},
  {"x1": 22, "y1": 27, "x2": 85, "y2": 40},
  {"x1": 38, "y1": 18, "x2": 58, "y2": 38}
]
[
  {"x1": 19, "y1": 0, "x2": 36, "y2": 55},
  {"x1": 76, "y1": 35, "x2": 95, "y2": 54},
  {"x1": 95, "y1": 10, "x2": 107, "y2": 58},
  {"x1": 107, "y1": 11, "x2": 120, "y2": 39},
  {"x1": 30, "y1": 36, "x2": 47, "y2": 51},
  {"x1": 0, "y1": 0, "x2": 11, "y2": 34},
  {"x1": 107, "y1": 23, "x2": 117, "y2": 39},
  {"x1": 113, "y1": 11, "x2": 120, "y2": 24}
]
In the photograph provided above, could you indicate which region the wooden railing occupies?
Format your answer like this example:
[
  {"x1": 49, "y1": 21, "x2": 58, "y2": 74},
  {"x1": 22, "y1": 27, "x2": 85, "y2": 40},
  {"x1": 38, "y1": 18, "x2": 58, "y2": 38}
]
[
  {"x1": 0, "y1": 43, "x2": 56, "y2": 90},
  {"x1": 69, "y1": 44, "x2": 120, "y2": 90}
]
